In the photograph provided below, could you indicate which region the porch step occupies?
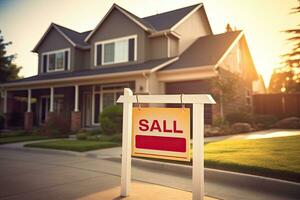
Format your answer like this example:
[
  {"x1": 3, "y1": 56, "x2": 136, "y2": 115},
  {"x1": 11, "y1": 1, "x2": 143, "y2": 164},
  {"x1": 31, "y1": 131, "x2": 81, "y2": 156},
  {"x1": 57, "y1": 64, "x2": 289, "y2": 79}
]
[{"x1": 68, "y1": 134, "x2": 77, "y2": 139}]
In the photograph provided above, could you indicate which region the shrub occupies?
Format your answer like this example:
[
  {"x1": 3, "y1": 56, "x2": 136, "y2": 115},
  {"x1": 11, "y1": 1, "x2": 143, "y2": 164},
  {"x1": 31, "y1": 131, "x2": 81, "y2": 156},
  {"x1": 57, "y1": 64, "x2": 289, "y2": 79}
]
[
  {"x1": 100, "y1": 134, "x2": 122, "y2": 143},
  {"x1": 275, "y1": 117, "x2": 300, "y2": 129},
  {"x1": 0, "y1": 129, "x2": 27, "y2": 137},
  {"x1": 231, "y1": 122, "x2": 252, "y2": 134},
  {"x1": 252, "y1": 114, "x2": 278, "y2": 129},
  {"x1": 99, "y1": 105, "x2": 123, "y2": 135},
  {"x1": 43, "y1": 113, "x2": 70, "y2": 136},
  {"x1": 0, "y1": 114, "x2": 4, "y2": 130},
  {"x1": 76, "y1": 132, "x2": 88, "y2": 140},
  {"x1": 225, "y1": 112, "x2": 252, "y2": 125}
]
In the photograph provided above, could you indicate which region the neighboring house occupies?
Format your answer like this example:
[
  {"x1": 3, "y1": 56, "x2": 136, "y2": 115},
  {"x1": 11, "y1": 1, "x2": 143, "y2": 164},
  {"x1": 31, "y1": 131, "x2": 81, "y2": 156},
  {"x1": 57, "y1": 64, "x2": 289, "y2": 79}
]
[{"x1": 0, "y1": 3, "x2": 259, "y2": 131}]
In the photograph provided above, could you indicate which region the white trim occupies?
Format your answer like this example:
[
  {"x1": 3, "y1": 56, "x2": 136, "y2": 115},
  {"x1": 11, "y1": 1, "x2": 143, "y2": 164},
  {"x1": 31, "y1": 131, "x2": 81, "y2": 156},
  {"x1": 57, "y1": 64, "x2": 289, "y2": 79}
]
[
  {"x1": 92, "y1": 83, "x2": 129, "y2": 126},
  {"x1": 150, "y1": 57, "x2": 179, "y2": 73},
  {"x1": 74, "y1": 85, "x2": 79, "y2": 112},
  {"x1": 117, "y1": 92, "x2": 216, "y2": 104},
  {"x1": 50, "y1": 87, "x2": 54, "y2": 112},
  {"x1": 91, "y1": 86, "x2": 96, "y2": 126},
  {"x1": 94, "y1": 35, "x2": 137, "y2": 66},
  {"x1": 166, "y1": 35, "x2": 170, "y2": 58},
  {"x1": 215, "y1": 31, "x2": 244, "y2": 68},
  {"x1": 42, "y1": 48, "x2": 71, "y2": 73},
  {"x1": 170, "y1": 4, "x2": 203, "y2": 31},
  {"x1": 27, "y1": 89, "x2": 31, "y2": 112},
  {"x1": 1, "y1": 58, "x2": 175, "y2": 89},
  {"x1": 85, "y1": 4, "x2": 150, "y2": 42},
  {"x1": 149, "y1": 30, "x2": 181, "y2": 39},
  {"x1": 3, "y1": 90, "x2": 7, "y2": 114}
]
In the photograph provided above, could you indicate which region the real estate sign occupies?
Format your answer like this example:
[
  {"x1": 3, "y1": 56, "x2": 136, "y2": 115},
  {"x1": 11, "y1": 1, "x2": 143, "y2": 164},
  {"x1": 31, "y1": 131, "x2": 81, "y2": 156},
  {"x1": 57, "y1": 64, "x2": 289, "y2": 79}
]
[{"x1": 132, "y1": 107, "x2": 190, "y2": 161}]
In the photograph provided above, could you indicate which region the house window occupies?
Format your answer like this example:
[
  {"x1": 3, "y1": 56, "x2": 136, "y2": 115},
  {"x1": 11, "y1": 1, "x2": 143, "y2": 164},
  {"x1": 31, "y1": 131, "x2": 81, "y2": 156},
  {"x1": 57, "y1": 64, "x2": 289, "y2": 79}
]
[
  {"x1": 92, "y1": 84, "x2": 129, "y2": 125},
  {"x1": 95, "y1": 35, "x2": 137, "y2": 66},
  {"x1": 246, "y1": 89, "x2": 251, "y2": 106},
  {"x1": 42, "y1": 48, "x2": 70, "y2": 73}
]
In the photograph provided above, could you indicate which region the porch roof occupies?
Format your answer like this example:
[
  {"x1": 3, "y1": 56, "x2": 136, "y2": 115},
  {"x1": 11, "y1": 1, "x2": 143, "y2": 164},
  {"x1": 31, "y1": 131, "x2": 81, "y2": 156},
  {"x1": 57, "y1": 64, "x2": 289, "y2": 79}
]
[{"x1": 2, "y1": 58, "x2": 174, "y2": 88}]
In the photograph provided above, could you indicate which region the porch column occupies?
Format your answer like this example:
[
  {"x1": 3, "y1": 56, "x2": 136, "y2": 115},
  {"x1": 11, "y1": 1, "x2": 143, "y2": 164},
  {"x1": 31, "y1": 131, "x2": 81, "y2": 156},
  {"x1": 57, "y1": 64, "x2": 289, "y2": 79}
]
[
  {"x1": 27, "y1": 89, "x2": 31, "y2": 112},
  {"x1": 71, "y1": 85, "x2": 81, "y2": 132},
  {"x1": 3, "y1": 90, "x2": 10, "y2": 129},
  {"x1": 50, "y1": 87, "x2": 54, "y2": 112},
  {"x1": 74, "y1": 85, "x2": 79, "y2": 112},
  {"x1": 3, "y1": 90, "x2": 7, "y2": 114},
  {"x1": 24, "y1": 89, "x2": 33, "y2": 131}
]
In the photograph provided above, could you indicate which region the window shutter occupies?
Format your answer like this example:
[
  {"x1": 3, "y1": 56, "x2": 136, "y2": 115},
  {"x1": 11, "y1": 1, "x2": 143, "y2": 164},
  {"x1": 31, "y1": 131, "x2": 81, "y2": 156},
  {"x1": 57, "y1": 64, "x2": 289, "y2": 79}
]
[
  {"x1": 96, "y1": 44, "x2": 102, "y2": 66},
  {"x1": 128, "y1": 38, "x2": 135, "y2": 61},
  {"x1": 64, "y1": 51, "x2": 69, "y2": 70},
  {"x1": 43, "y1": 55, "x2": 48, "y2": 73}
]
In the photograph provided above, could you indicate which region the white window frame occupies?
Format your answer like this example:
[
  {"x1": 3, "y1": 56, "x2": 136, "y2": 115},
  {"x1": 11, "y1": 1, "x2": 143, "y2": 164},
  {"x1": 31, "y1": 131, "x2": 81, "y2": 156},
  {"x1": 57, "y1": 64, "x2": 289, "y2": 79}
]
[
  {"x1": 94, "y1": 35, "x2": 137, "y2": 66},
  {"x1": 92, "y1": 83, "x2": 129, "y2": 126},
  {"x1": 39, "y1": 95, "x2": 64, "y2": 125},
  {"x1": 42, "y1": 48, "x2": 71, "y2": 73}
]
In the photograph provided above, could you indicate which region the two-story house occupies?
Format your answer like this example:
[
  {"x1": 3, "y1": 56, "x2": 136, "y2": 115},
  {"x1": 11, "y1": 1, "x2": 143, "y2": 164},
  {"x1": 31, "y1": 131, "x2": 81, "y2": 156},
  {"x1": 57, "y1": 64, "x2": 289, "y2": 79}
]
[{"x1": 0, "y1": 3, "x2": 258, "y2": 131}]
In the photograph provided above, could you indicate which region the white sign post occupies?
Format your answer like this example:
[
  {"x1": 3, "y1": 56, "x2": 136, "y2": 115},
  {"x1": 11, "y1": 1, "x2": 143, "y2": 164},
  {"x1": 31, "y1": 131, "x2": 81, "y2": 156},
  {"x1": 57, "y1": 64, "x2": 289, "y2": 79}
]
[{"x1": 117, "y1": 88, "x2": 215, "y2": 200}]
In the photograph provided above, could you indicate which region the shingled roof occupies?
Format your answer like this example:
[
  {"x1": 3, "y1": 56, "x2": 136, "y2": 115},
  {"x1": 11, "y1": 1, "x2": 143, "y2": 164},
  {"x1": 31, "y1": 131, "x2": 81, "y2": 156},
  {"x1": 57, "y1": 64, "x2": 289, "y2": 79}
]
[
  {"x1": 142, "y1": 4, "x2": 201, "y2": 31},
  {"x1": 53, "y1": 24, "x2": 91, "y2": 48},
  {"x1": 162, "y1": 31, "x2": 243, "y2": 70},
  {"x1": 4, "y1": 58, "x2": 175, "y2": 85}
]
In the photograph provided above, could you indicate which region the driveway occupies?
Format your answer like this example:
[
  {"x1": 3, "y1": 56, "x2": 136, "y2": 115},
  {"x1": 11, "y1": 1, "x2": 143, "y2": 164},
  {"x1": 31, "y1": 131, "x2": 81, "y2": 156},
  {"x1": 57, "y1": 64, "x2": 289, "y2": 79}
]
[
  {"x1": 205, "y1": 129, "x2": 300, "y2": 142},
  {"x1": 0, "y1": 148, "x2": 298, "y2": 200}
]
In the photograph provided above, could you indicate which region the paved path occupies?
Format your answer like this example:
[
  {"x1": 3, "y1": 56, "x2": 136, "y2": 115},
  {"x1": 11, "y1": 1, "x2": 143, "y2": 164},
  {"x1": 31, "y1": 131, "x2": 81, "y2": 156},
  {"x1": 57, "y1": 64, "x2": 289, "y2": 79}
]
[
  {"x1": 0, "y1": 148, "x2": 298, "y2": 200},
  {"x1": 205, "y1": 129, "x2": 300, "y2": 142}
]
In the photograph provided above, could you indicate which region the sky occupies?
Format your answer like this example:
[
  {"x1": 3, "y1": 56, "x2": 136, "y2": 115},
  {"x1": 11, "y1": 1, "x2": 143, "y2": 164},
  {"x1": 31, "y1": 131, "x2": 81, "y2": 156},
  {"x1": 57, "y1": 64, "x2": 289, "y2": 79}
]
[{"x1": 0, "y1": 0, "x2": 299, "y2": 87}]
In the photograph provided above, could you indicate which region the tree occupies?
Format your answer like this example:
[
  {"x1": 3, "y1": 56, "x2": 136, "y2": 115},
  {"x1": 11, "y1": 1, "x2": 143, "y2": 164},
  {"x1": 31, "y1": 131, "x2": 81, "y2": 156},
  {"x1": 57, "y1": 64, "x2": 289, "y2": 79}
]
[
  {"x1": 269, "y1": 1, "x2": 300, "y2": 93},
  {"x1": 0, "y1": 30, "x2": 21, "y2": 83}
]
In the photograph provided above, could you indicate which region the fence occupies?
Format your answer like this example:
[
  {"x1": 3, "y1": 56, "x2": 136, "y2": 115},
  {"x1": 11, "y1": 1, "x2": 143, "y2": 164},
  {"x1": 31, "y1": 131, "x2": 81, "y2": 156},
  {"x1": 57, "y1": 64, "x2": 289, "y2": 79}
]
[{"x1": 253, "y1": 93, "x2": 300, "y2": 118}]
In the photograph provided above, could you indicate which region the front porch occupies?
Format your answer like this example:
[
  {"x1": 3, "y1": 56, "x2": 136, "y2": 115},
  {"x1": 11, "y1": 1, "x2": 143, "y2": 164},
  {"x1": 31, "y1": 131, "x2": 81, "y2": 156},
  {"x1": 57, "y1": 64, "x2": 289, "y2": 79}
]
[{"x1": 2, "y1": 82, "x2": 135, "y2": 131}]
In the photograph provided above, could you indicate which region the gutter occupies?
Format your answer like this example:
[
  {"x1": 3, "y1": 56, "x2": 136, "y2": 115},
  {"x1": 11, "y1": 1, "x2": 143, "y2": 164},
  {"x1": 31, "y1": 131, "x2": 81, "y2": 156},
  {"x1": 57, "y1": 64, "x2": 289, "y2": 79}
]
[{"x1": 0, "y1": 58, "x2": 179, "y2": 90}]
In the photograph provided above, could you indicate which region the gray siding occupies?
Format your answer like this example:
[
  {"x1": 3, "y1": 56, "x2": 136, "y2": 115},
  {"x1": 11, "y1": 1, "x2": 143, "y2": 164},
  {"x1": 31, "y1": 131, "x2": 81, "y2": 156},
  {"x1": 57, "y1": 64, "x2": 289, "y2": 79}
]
[
  {"x1": 36, "y1": 28, "x2": 75, "y2": 74},
  {"x1": 89, "y1": 9, "x2": 150, "y2": 67},
  {"x1": 149, "y1": 36, "x2": 168, "y2": 60}
]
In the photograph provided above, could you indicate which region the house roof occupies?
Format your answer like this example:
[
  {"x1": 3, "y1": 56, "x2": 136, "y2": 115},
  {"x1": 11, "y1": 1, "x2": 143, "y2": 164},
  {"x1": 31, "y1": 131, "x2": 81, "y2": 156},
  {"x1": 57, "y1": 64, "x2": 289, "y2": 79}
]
[
  {"x1": 53, "y1": 24, "x2": 91, "y2": 48},
  {"x1": 85, "y1": 3, "x2": 203, "y2": 41},
  {"x1": 162, "y1": 31, "x2": 243, "y2": 71},
  {"x1": 142, "y1": 4, "x2": 201, "y2": 31},
  {"x1": 4, "y1": 58, "x2": 175, "y2": 85},
  {"x1": 32, "y1": 23, "x2": 91, "y2": 52}
]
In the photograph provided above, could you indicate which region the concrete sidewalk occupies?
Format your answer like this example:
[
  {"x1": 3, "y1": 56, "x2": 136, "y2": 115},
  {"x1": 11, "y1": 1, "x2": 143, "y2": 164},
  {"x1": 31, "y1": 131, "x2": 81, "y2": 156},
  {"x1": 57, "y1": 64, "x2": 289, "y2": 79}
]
[
  {"x1": 78, "y1": 181, "x2": 217, "y2": 200},
  {"x1": 205, "y1": 129, "x2": 300, "y2": 142}
]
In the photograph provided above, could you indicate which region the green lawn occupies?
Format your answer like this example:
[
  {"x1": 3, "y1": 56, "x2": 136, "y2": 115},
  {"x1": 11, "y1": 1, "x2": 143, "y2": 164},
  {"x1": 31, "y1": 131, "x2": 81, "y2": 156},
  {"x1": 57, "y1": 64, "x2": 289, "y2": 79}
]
[
  {"x1": 0, "y1": 135, "x2": 50, "y2": 145},
  {"x1": 25, "y1": 139, "x2": 121, "y2": 152},
  {"x1": 204, "y1": 135, "x2": 300, "y2": 182}
]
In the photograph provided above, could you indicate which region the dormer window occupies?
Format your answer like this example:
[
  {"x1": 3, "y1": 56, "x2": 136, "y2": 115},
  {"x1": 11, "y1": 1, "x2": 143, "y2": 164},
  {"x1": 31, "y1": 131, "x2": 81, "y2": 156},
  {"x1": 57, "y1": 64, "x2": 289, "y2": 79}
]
[
  {"x1": 42, "y1": 48, "x2": 70, "y2": 73},
  {"x1": 95, "y1": 35, "x2": 137, "y2": 66}
]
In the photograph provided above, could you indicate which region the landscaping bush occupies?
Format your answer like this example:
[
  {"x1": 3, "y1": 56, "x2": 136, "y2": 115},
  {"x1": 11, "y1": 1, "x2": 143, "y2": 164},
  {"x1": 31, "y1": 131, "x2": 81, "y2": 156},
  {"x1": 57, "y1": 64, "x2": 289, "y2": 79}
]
[
  {"x1": 225, "y1": 112, "x2": 252, "y2": 125},
  {"x1": 0, "y1": 114, "x2": 4, "y2": 130},
  {"x1": 76, "y1": 132, "x2": 88, "y2": 140},
  {"x1": 99, "y1": 105, "x2": 123, "y2": 135},
  {"x1": 252, "y1": 114, "x2": 278, "y2": 129},
  {"x1": 231, "y1": 122, "x2": 252, "y2": 134},
  {"x1": 43, "y1": 113, "x2": 70, "y2": 136},
  {"x1": 100, "y1": 134, "x2": 122, "y2": 143},
  {"x1": 0, "y1": 129, "x2": 27, "y2": 138},
  {"x1": 275, "y1": 117, "x2": 300, "y2": 129}
]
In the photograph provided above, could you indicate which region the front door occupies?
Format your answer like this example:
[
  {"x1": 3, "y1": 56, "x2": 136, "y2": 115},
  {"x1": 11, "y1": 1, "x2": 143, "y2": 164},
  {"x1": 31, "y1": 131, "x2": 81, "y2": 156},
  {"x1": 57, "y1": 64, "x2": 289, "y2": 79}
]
[
  {"x1": 40, "y1": 97, "x2": 49, "y2": 124},
  {"x1": 83, "y1": 92, "x2": 92, "y2": 127}
]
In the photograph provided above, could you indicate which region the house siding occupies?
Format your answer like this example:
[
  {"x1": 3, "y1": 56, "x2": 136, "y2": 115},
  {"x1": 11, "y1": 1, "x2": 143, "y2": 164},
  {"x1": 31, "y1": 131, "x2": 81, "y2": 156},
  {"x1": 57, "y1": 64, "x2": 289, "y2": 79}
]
[
  {"x1": 36, "y1": 28, "x2": 75, "y2": 74},
  {"x1": 149, "y1": 36, "x2": 168, "y2": 60},
  {"x1": 174, "y1": 7, "x2": 212, "y2": 54},
  {"x1": 89, "y1": 9, "x2": 150, "y2": 67}
]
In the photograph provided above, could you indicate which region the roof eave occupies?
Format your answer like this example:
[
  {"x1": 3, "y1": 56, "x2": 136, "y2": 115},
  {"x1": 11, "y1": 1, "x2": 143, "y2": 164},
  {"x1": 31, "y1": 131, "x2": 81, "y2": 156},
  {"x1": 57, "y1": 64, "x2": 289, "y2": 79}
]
[
  {"x1": 85, "y1": 4, "x2": 153, "y2": 43},
  {"x1": 32, "y1": 23, "x2": 77, "y2": 53}
]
